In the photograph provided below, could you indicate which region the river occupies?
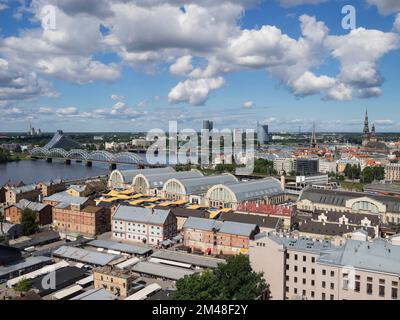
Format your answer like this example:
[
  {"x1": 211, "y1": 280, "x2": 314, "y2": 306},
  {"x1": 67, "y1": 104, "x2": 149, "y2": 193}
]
[{"x1": 0, "y1": 160, "x2": 138, "y2": 185}]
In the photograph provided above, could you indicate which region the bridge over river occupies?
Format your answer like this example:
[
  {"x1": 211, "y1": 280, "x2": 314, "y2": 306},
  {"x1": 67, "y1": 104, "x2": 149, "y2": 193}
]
[{"x1": 30, "y1": 147, "x2": 165, "y2": 170}]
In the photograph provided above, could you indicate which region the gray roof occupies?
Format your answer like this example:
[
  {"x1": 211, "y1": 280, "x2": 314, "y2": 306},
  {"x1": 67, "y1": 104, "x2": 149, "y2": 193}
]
[
  {"x1": 218, "y1": 221, "x2": 258, "y2": 237},
  {"x1": 172, "y1": 174, "x2": 238, "y2": 195},
  {"x1": 87, "y1": 239, "x2": 152, "y2": 256},
  {"x1": 115, "y1": 167, "x2": 175, "y2": 183},
  {"x1": 183, "y1": 217, "x2": 220, "y2": 232},
  {"x1": 318, "y1": 238, "x2": 400, "y2": 275},
  {"x1": 68, "y1": 185, "x2": 87, "y2": 193},
  {"x1": 266, "y1": 232, "x2": 332, "y2": 253},
  {"x1": 141, "y1": 170, "x2": 203, "y2": 188},
  {"x1": 224, "y1": 178, "x2": 284, "y2": 201},
  {"x1": 113, "y1": 206, "x2": 171, "y2": 225},
  {"x1": 131, "y1": 261, "x2": 195, "y2": 280},
  {"x1": 15, "y1": 199, "x2": 48, "y2": 212},
  {"x1": 39, "y1": 179, "x2": 63, "y2": 186},
  {"x1": 220, "y1": 213, "x2": 281, "y2": 230},
  {"x1": 183, "y1": 217, "x2": 258, "y2": 236},
  {"x1": 0, "y1": 256, "x2": 53, "y2": 278},
  {"x1": 44, "y1": 192, "x2": 89, "y2": 206},
  {"x1": 10, "y1": 184, "x2": 38, "y2": 194},
  {"x1": 299, "y1": 187, "x2": 400, "y2": 213},
  {"x1": 52, "y1": 246, "x2": 119, "y2": 266},
  {"x1": 151, "y1": 250, "x2": 225, "y2": 269},
  {"x1": 71, "y1": 288, "x2": 117, "y2": 300}
]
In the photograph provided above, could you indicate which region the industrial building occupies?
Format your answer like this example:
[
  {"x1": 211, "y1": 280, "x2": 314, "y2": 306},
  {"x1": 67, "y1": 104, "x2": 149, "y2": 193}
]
[
  {"x1": 161, "y1": 174, "x2": 238, "y2": 202},
  {"x1": 204, "y1": 178, "x2": 286, "y2": 210},
  {"x1": 108, "y1": 167, "x2": 175, "y2": 189}
]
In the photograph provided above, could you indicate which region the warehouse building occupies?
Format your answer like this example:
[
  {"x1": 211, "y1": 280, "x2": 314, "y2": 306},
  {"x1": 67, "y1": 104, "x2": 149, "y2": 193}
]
[
  {"x1": 108, "y1": 167, "x2": 175, "y2": 189},
  {"x1": 204, "y1": 178, "x2": 286, "y2": 210},
  {"x1": 132, "y1": 170, "x2": 203, "y2": 195},
  {"x1": 161, "y1": 174, "x2": 238, "y2": 203},
  {"x1": 112, "y1": 206, "x2": 177, "y2": 245}
]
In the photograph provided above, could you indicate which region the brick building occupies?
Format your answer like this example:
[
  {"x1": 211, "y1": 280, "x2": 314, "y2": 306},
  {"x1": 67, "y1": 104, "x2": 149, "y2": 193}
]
[
  {"x1": 5, "y1": 199, "x2": 52, "y2": 226},
  {"x1": 93, "y1": 266, "x2": 138, "y2": 298},
  {"x1": 4, "y1": 185, "x2": 41, "y2": 206},
  {"x1": 37, "y1": 179, "x2": 65, "y2": 197}
]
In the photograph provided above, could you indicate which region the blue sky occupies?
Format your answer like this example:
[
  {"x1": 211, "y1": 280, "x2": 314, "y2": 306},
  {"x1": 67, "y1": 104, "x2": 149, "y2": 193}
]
[{"x1": 0, "y1": 0, "x2": 399, "y2": 132}]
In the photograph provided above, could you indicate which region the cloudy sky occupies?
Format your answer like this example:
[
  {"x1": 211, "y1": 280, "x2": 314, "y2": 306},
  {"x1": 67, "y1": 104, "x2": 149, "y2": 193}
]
[{"x1": 0, "y1": 0, "x2": 399, "y2": 132}]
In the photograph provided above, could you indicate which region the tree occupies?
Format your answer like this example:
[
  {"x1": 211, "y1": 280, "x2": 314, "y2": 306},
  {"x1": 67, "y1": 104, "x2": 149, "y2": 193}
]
[
  {"x1": 14, "y1": 278, "x2": 32, "y2": 294},
  {"x1": 215, "y1": 255, "x2": 268, "y2": 300},
  {"x1": 173, "y1": 255, "x2": 268, "y2": 300},
  {"x1": 20, "y1": 208, "x2": 38, "y2": 236},
  {"x1": 173, "y1": 271, "x2": 224, "y2": 300}
]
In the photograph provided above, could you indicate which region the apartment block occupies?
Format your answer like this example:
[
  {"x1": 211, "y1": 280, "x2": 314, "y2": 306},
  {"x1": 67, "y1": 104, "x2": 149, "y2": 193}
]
[
  {"x1": 385, "y1": 163, "x2": 400, "y2": 182},
  {"x1": 249, "y1": 231, "x2": 400, "y2": 300}
]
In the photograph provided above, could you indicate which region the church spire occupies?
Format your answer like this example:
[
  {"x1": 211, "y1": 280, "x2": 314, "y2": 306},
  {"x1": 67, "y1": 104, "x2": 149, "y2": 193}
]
[{"x1": 363, "y1": 109, "x2": 369, "y2": 134}]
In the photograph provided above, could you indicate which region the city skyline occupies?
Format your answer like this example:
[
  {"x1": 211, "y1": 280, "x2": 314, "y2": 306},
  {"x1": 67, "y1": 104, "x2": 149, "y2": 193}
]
[{"x1": 0, "y1": 0, "x2": 399, "y2": 132}]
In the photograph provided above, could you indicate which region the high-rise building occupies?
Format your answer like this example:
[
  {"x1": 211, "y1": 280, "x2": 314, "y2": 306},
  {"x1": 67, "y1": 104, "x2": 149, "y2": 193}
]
[
  {"x1": 203, "y1": 120, "x2": 214, "y2": 131},
  {"x1": 257, "y1": 122, "x2": 269, "y2": 145}
]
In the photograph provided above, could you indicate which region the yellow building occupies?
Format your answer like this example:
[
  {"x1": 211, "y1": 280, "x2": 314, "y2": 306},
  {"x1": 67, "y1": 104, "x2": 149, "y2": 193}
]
[{"x1": 93, "y1": 266, "x2": 138, "y2": 298}]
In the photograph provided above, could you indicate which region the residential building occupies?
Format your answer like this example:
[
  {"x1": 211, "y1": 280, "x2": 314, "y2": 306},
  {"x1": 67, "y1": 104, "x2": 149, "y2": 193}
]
[
  {"x1": 319, "y1": 159, "x2": 337, "y2": 174},
  {"x1": 112, "y1": 206, "x2": 177, "y2": 245},
  {"x1": 385, "y1": 163, "x2": 400, "y2": 182},
  {"x1": 249, "y1": 231, "x2": 400, "y2": 300},
  {"x1": 4, "y1": 184, "x2": 41, "y2": 206},
  {"x1": 66, "y1": 185, "x2": 90, "y2": 197},
  {"x1": 182, "y1": 217, "x2": 259, "y2": 255},
  {"x1": 5, "y1": 199, "x2": 52, "y2": 226},
  {"x1": 52, "y1": 204, "x2": 110, "y2": 237},
  {"x1": 273, "y1": 158, "x2": 295, "y2": 175},
  {"x1": 93, "y1": 266, "x2": 138, "y2": 298}
]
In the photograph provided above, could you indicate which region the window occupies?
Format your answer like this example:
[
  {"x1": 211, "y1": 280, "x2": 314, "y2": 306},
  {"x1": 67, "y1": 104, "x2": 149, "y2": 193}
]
[
  {"x1": 391, "y1": 287, "x2": 398, "y2": 300},
  {"x1": 286, "y1": 275, "x2": 289, "y2": 281},
  {"x1": 379, "y1": 285, "x2": 385, "y2": 297},
  {"x1": 311, "y1": 291, "x2": 315, "y2": 298},
  {"x1": 302, "y1": 279, "x2": 306, "y2": 285},
  {"x1": 294, "y1": 277, "x2": 298, "y2": 283},
  {"x1": 330, "y1": 271, "x2": 334, "y2": 277},
  {"x1": 355, "y1": 281, "x2": 360, "y2": 292},
  {"x1": 294, "y1": 288, "x2": 298, "y2": 294},
  {"x1": 311, "y1": 268, "x2": 315, "y2": 275},
  {"x1": 303, "y1": 267, "x2": 306, "y2": 273},
  {"x1": 311, "y1": 280, "x2": 315, "y2": 286},
  {"x1": 322, "y1": 281, "x2": 326, "y2": 288},
  {"x1": 302, "y1": 290, "x2": 306, "y2": 296},
  {"x1": 322, "y1": 293, "x2": 326, "y2": 300},
  {"x1": 311, "y1": 257, "x2": 315, "y2": 263},
  {"x1": 330, "y1": 283, "x2": 334, "y2": 290},
  {"x1": 286, "y1": 265, "x2": 289, "y2": 270},
  {"x1": 286, "y1": 253, "x2": 290, "y2": 259},
  {"x1": 286, "y1": 286, "x2": 289, "y2": 293},
  {"x1": 330, "y1": 294, "x2": 334, "y2": 300},
  {"x1": 367, "y1": 277, "x2": 373, "y2": 282},
  {"x1": 367, "y1": 283, "x2": 373, "y2": 295},
  {"x1": 303, "y1": 256, "x2": 306, "y2": 262},
  {"x1": 294, "y1": 266, "x2": 298, "y2": 272},
  {"x1": 294, "y1": 254, "x2": 298, "y2": 261},
  {"x1": 322, "y1": 270, "x2": 326, "y2": 276},
  {"x1": 343, "y1": 279, "x2": 349, "y2": 291}
]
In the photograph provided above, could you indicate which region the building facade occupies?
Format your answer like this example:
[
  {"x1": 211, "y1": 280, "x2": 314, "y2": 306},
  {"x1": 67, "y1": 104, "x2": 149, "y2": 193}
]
[
  {"x1": 385, "y1": 163, "x2": 400, "y2": 182},
  {"x1": 37, "y1": 179, "x2": 65, "y2": 197},
  {"x1": 249, "y1": 231, "x2": 400, "y2": 300},
  {"x1": 4, "y1": 185, "x2": 41, "y2": 206},
  {"x1": 93, "y1": 266, "x2": 137, "y2": 298},
  {"x1": 112, "y1": 206, "x2": 177, "y2": 245},
  {"x1": 182, "y1": 217, "x2": 259, "y2": 255},
  {"x1": 5, "y1": 200, "x2": 52, "y2": 226}
]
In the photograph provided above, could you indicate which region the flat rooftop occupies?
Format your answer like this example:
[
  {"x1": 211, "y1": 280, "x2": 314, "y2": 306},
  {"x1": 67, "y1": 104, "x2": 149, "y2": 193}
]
[
  {"x1": 87, "y1": 239, "x2": 152, "y2": 256},
  {"x1": 53, "y1": 246, "x2": 120, "y2": 266},
  {"x1": 131, "y1": 261, "x2": 195, "y2": 281},
  {"x1": 151, "y1": 250, "x2": 225, "y2": 269}
]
